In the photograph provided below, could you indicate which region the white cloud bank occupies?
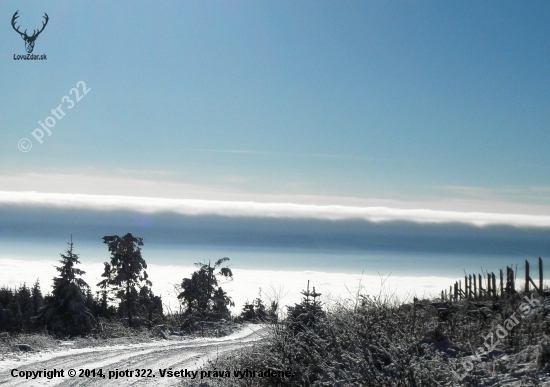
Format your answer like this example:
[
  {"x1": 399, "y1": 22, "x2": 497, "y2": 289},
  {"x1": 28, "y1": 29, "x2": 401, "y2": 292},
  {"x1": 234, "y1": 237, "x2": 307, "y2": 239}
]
[
  {"x1": 4, "y1": 258, "x2": 546, "y2": 312},
  {"x1": 2, "y1": 190, "x2": 550, "y2": 228},
  {"x1": 0, "y1": 258, "x2": 457, "y2": 311}
]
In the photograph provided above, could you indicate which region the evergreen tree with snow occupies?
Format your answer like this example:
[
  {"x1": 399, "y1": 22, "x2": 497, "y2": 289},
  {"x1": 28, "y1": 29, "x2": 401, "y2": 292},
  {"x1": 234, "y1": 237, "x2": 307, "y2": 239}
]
[
  {"x1": 34, "y1": 239, "x2": 95, "y2": 336},
  {"x1": 31, "y1": 279, "x2": 44, "y2": 314},
  {"x1": 240, "y1": 288, "x2": 278, "y2": 322},
  {"x1": 0, "y1": 287, "x2": 15, "y2": 332},
  {"x1": 98, "y1": 233, "x2": 151, "y2": 328},
  {"x1": 286, "y1": 280, "x2": 324, "y2": 334},
  {"x1": 138, "y1": 285, "x2": 163, "y2": 327},
  {"x1": 95, "y1": 289, "x2": 116, "y2": 319},
  {"x1": 16, "y1": 283, "x2": 34, "y2": 332},
  {"x1": 178, "y1": 258, "x2": 234, "y2": 320}
]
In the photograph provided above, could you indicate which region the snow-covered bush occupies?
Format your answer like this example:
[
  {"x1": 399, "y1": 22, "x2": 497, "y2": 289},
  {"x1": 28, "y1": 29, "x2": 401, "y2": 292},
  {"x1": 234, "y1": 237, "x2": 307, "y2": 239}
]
[{"x1": 183, "y1": 287, "x2": 550, "y2": 386}]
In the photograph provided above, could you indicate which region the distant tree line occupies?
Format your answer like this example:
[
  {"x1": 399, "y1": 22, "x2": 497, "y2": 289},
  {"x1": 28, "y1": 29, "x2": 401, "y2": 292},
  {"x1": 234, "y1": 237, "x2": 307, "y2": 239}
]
[
  {"x1": 0, "y1": 234, "x2": 160, "y2": 336},
  {"x1": 0, "y1": 232, "x2": 277, "y2": 337},
  {"x1": 0, "y1": 280, "x2": 43, "y2": 333}
]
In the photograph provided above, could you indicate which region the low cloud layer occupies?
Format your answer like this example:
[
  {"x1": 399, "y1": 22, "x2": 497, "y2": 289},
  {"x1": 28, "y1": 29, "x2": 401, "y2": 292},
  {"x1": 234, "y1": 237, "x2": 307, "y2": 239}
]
[
  {"x1": 2, "y1": 190, "x2": 550, "y2": 228},
  {"x1": 1, "y1": 194, "x2": 550, "y2": 257}
]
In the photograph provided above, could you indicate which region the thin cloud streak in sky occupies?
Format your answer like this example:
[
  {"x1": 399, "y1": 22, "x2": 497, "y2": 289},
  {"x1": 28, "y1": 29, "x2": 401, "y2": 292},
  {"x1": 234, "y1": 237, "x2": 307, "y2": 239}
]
[
  {"x1": 2, "y1": 191, "x2": 550, "y2": 228},
  {"x1": 182, "y1": 148, "x2": 372, "y2": 161}
]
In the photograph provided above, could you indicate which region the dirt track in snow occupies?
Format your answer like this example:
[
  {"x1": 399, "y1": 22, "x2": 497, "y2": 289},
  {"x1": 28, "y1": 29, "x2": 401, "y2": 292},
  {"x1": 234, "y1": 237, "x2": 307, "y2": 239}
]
[{"x1": 0, "y1": 324, "x2": 266, "y2": 386}]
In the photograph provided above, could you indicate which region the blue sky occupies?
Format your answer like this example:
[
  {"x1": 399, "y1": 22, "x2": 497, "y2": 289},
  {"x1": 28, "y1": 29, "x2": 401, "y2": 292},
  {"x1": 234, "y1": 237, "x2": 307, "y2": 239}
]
[
  {"x1": 1, "y1": 1, "x2": 550, "y2": 279},
  {"x1": 1, "y1": 1, "x2": 549, "y2": 201}
]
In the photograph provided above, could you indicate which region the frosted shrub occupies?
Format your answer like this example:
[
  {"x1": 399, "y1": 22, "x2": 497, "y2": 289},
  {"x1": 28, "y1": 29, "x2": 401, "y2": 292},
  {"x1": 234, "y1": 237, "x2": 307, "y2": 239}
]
[{"x1": 182, "y1": 288, "x2": 550, "y2": 386}]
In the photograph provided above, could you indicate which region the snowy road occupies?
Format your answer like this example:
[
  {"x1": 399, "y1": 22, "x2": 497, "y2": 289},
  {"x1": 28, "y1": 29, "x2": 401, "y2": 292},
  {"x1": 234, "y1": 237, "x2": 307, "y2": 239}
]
[{"x1": 0, "y1": 325, "x2": 266, "y2": 386}]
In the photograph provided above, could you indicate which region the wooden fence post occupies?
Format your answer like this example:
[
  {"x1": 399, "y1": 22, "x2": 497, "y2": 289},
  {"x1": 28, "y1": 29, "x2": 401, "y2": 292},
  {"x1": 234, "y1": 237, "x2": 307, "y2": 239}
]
[
  {"x1": 506, "y1": 266, "x2": 515, "y2": 295},
  {"x1": 454, "y1": 282, "x2": 458, "y2": 301},
  {"x1": 526, "y1": 260, "x2": 530, "y2": 294},
  {"x1": 511, "y1": 266, "x2": 515, "y2": 293},
  {"x1": 500, "y1": 269, "x2": 504, "y2": 297},
  {"x1": 478, "y1": 274, "x2": 483, "y2": 297},
  {"x1": 540, "y1": 257, "x2": 544, "y2": 293},
  {"x1": 506, "y1": 266, "x2": 511, "y2": 295}
]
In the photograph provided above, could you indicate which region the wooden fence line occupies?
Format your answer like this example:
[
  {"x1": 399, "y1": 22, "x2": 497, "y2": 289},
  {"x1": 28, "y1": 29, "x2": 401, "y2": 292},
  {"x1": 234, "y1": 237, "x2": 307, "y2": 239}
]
[{"x1": 440, "y1": 257, "x2": 545, "y2": 302}]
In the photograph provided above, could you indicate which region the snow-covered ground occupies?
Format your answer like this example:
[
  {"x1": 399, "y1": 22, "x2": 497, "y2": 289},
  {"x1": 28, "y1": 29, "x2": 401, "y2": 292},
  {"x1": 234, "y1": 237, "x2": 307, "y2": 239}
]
[{"x1": 0, "y1": 324, "x2": 266, "y2": 386}]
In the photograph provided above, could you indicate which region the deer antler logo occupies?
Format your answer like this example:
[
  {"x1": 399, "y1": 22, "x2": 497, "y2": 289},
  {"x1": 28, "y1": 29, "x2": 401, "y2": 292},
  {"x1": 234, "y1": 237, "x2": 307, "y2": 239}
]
[{"x1": 11, "y1": 11, "x2": 49, "y2": 53}]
